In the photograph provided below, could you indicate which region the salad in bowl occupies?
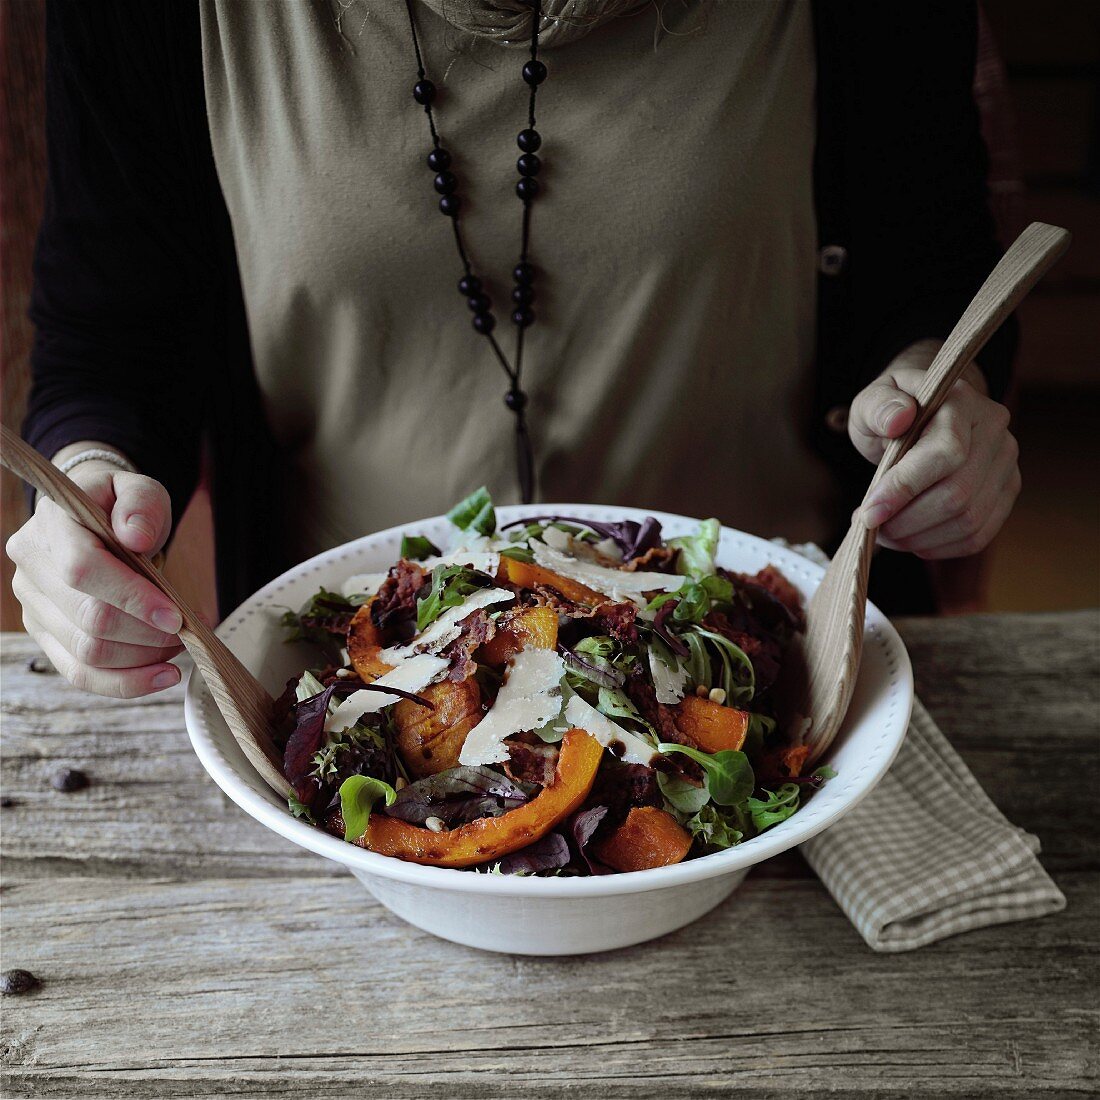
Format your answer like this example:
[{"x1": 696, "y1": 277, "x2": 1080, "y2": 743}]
[{"x1": 274, "y1": 488, "x2": 833, "y2": 877}]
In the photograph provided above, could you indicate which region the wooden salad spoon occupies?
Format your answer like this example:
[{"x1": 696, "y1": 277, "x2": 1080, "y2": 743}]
[
  {"x1": 0, "y1": 425, "x2": 294, "y2": 799},
  {"x1": 797, "y1": 221, "x2": 1071, "y2": 766}
]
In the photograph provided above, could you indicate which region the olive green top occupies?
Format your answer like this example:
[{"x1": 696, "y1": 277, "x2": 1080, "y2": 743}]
[{"x1": 198, "y1": 0, "x2": 834, "y2": 561}]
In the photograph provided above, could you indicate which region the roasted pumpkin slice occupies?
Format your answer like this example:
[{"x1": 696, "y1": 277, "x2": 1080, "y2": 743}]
[
  {"x1": 359, "y1": 729, "x2": 603, "y2": 867},
  {"x1": 673, "y1": 695, "x2": 750, "y2": 754},
  {"x1": 346, "y1": 601, "x2": 481, "y2": 778},
  {"x1": 347, "y1": 599, "x2": 388, "y2": 678},
  {"x1": 478, "y1": 605, "x2": 559, "y2": 667},
  {"x1": 499, "y1": 557, "x2": 607, "y2": 606},
  {"x1": 593, "y1": 806, "x2": 693, "y2": 872},
  {"x1": 391, "y1": 677, "x2": 483, "y2": 779}
]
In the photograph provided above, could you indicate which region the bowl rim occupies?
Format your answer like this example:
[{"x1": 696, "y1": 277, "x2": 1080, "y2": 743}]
[{"x1": 185, "y1": 503, "x2": 913, "y2": 898}]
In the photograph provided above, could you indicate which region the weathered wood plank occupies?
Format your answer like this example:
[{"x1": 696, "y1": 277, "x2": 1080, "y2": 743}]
[
  {"x1": 1, "y1": 614, "x2": 1097, "y2": 1097},
  {"x1": 1, "y1": 874, "x2": 1096, "y2": 1097}
]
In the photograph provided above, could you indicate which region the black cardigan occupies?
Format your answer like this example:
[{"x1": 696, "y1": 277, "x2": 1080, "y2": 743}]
[{"x1": 24, "y1": 0, "x2": 1015, "y2": 617}]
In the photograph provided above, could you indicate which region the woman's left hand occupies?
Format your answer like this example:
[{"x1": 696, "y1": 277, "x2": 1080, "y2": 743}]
[{"x1": 847, "y1": 340, "x2": 1021, "y2": 560}]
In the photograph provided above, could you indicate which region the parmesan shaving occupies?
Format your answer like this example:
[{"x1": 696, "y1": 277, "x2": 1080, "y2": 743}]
[{"x1": 459, "y1": 648, "x2": 566, "y2": 766}]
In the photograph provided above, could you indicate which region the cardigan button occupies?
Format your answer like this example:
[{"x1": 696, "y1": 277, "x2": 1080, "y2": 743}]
[
  {"x1": 824, "y1": 405, "x2": 850, "y2": 433},
  {"x1": 818, "y1": 245, "x2": 848, "y2": 276}
]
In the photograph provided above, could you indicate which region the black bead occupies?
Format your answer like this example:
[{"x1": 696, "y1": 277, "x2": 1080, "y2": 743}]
[
  {"x1": 515, "y1": 177, "x2": 540, "y2": 201},
  {"x1": 458, "y1": 275, "x2": 481, "y2": 295},
  {"x1": 467, "y1": 293, "x2": 491, "y2": 313},
  {"x1": 512, "y1": 307, "x2": 535, "y2": 328},
  {"x1": 51, "y1": 767, "x2": 88, "y2": 793},
  {"x1": 433, "y1": 171, "x2": 457, "y2": 195},
  {"x1": 439, "y1": 195, "x2": 460, "y2": 217},
  {"x1": 427, "y1": 148, "x2": 451, "y2": 171},
  {"x1": 512, "y1": 284, "x2": 535, "y2": 305},
  {"x1": 517, "y1": 128, "x2": 542, "y2": 153},
  {"x1": 517, "y1": 153, "x2": 541, "y2": 177},
  {"x1": 513, "y1": 262, "x2": 535, "y2": 284},
  {"x1": 522, "y1": 60, "x2": 548, "y2": 86},
  {"x1": 472, "y1": 312, "x2": 496, "y2": 334},
  {"x1": 504, "y1": 389, "x2": 528, "y2": 412},
  {"x1": 413, "y1": 79, "x2": 436, "y2": 105},
  {"x1": 1, "y1": 969, "x2": 40, "y2": 996}
]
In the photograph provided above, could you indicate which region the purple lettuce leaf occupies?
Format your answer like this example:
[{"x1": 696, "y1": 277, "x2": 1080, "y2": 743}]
[
  {"x1": 558, "y1": 644, "x2": 625, "y2": 689},
  {"x1": 501, "y1": 515, "x2": 664, "y2": 562},
  {"x1": 652, "y1": 601, "x2": 689, "y2": 657},
  {"x1": 283, "y1": 680, "x2": 432, "y2": 803},
  {"x1": 568, "y1": 804, "x2": 614, "y2": 875},
  {"x1": 489, "y1": 831, "x2": 571, "y2": 876},
  {"x1": 385, "y1": 765, "x2": 530, "y2": 828}
]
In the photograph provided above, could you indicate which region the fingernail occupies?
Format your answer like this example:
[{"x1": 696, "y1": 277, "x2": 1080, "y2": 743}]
[
  {"x1": 125, "y1": 514, "x2": 156, "y2": 542},
  {"x1": 861, "y1": 500, "x2": 893, "y2": 529},
  {"x1": 151, "y1": 608, "x2": 183, "y2": 634},
  {"x1": 152, "y1": 667, "x2": 180, "y2": 690},
  {"x1": 878, "y1": 399, "x2": 909, "y2": 434}
]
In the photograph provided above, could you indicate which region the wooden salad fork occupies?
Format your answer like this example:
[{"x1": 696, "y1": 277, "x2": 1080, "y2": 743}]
[
  {"x1": 797, "y1": 221, "x2": 1071, "y2": 766},
  {"x1": 0, "y1": 425, "x2": 293, "y2": 799}
]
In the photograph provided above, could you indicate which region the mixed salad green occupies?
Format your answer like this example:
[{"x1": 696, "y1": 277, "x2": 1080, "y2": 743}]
[{"x1": 274, "y1": 488, "x2": 833, "y2": 876}]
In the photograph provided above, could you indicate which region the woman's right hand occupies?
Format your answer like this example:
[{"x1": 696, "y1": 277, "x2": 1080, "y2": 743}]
[{"x1": 6, "y1": 460, "x2": 185, "y2": 698}]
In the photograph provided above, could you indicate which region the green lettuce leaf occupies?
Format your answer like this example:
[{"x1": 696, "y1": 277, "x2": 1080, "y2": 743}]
[
  {"x1": 685, "y1": 803, "x2": 744, "y2": 850},
  {"x1": 746, "y1": 783, "x2": 801, "y2": 831},
  {"x1": 669, "y1": 518, "x2": 720, "y2": 580},
  {"x1": 338, "y1": 774, "x2": 397, "y2": 842},
  {"x1": 657, "y1": 743, "x2": 755, "y2": 807},
  {"x1": 401, "y1": 534, "x2": 441, "y2": 561},
  {"x1": 416, "y1": 564, "x2": 494, "y2": 632},
  {"x1": 446, "y1": 486, "x2": 496, "y2": 536},
  {"x1": 657, "y1": 771, "x2": 711, "y2": 814}
]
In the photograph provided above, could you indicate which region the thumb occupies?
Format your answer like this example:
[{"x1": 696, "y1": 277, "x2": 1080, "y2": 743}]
[
  {"x1": 110, "y1": 472, "x2": 173, "y2": 555},
  {"x1": 848, "y1": 378, "x2": 919, "y2": 462}
]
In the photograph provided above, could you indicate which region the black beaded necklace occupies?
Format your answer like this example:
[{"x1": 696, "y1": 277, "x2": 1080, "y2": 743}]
[{"x1": 404, "y1": 0, "x2": 547, "y2": 504}]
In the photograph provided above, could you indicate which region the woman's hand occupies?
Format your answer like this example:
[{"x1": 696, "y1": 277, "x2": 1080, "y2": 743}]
[
  {"x1": 6, "y1": 454, "x2": 185, "y2": 697},
  {"x1": 847, "y1": 340, "x2": 1021, "y2": 559}
]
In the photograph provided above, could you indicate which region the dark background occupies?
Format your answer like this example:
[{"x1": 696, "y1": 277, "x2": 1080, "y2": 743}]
[{"x1": 1, "y1": 0, "x2": 1097, "y2": 628}]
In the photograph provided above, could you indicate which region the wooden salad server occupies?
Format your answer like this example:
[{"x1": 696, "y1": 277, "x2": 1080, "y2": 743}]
[
  {"x1": 796, "y1": 221, "x2": 1071, "y2": 766},
  {"x1": 0, "y1": 425, "x2": 294, "y2": 799}
]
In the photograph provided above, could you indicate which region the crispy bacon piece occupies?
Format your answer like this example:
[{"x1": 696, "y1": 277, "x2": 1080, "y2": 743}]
[
  {"x1": 370, "y1": 559, "x2": 427, "y2": 643},
  {"x1": 503, "y1": 733, "x2": 560, "y2": 787},
  {"x1": 748, "y1": 566, "x2": 806, "y2": 630},
  {"x1": 703, "y1": 611, "x2": 783, "y2": 694},
  {"x1": 621, "y1": 545, "x2": 678, "y2": 573},
  {"x1": 439, "y1": 609, "x2": 497, "y2": 683}
]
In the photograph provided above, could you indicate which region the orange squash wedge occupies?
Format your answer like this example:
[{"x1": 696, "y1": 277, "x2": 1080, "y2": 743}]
[
  {"x1": 346, "y1": 601, "x2": 482, "y2": 778},
  {"x1": 499, "y1": 557, "x2": 606, "y2": 606},
  {"x1": 390, "y1": 678, "x2": 483, "y2": 779},
  {"x1": 592, "y1": 806, "x2": 693, "y2": 872},
  {"x1": 478, "y1": 605, "x2": 559, "y2": 667},
  {"x1": 673, "y1": 695, "x2": 750, "y2": 754},
  {"x1": 358, "y1": 729, "x2": 603, "y2": 867}
]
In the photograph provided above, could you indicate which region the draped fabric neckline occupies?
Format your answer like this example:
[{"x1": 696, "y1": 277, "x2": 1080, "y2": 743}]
[{"x1": 416, "y1": 0, "x2": 650, "y2": 48}]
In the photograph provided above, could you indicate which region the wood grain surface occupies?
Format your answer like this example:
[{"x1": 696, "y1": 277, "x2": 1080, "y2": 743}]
[{"x1": 1, "y1": 611, "x2": 1097, "y2": 1097}]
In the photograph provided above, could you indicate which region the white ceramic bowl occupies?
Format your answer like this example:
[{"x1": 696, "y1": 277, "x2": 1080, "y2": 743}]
[{"x1": 184, "y1": 504, "x2": 913, "y2": 955}]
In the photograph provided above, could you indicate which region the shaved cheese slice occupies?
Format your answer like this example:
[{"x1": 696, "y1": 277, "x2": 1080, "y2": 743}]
[
  {"x1": 649, "y1": 647, "x2": 689, "y2": 705},
  {"x1": 341, "y1": 572, "x2": 388, "y2": 599},
  {"x1": 540, "y1": 525, "x2": 574, "y2": 552},
  {"x1": 530, "y1": 543, "x2": 682, "y2": 604},
  {"x1": 380, "y1": 588, "x2": 513, "y2": 663},
  {"x1": 563, "y1": 694, "x2": 657, "y2": 766},
  {"x1": 427, "y1": 549, "x2": 501, "y2": 576},
  {"x1": 459, "y1": 648, "x2": 566, "y2": 766},
  {"x1": 325, "y1": 654, "x2": 448, "y2": 734}
]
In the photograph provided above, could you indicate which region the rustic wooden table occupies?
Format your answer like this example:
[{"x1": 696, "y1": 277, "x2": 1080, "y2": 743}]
[{"x1": 1, "y1": 612, "x2": 1097, "y2": 1097}]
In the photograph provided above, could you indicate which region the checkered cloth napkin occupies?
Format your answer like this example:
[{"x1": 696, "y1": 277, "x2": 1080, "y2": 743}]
[
  {"x1": 800, "y1": 699, "x2": 1066, "y2": 951},
  {"x1": 774, "y1": 542, "x2": 1066, "y2": 952}
]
